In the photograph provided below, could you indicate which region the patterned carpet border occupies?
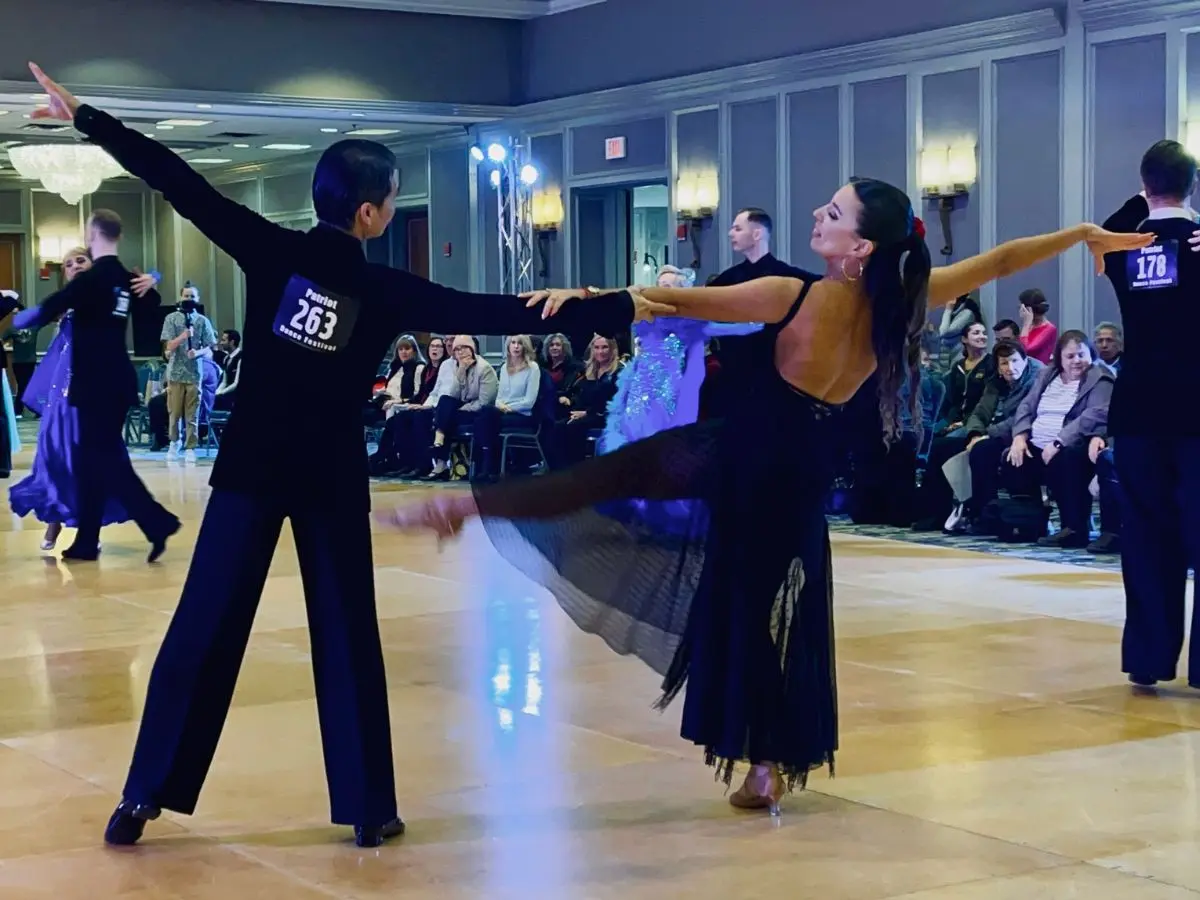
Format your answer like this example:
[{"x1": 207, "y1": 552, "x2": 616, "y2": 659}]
[
  {"x1": 826, "y1": 517, "x2": 1122, "y2": 573},
  {"x1": 12, "y1": 417, "x2": 1125, "y2": 569}
]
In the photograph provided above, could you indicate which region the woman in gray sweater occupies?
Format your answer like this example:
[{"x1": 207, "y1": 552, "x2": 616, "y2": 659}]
[
  {"x1": 968, "y1": 329, "x2": 1114, "y2": 545},
  {"x1": 424, "y1": 335, "x2": 499, "y2": 481}
]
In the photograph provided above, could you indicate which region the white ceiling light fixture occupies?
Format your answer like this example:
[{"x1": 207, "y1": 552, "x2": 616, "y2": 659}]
[
  {"x1": 320, "y1": 127, "x2": 339, "y2": 133},
  {"x1": 7, "y1": 144, "x2": 124, "y2": 205},
  {"x1": 232, "y1": 143, "x2": 250, "y2": 148},
  {"x1": 189, "y1": 158, "x2": 232, "y2": 165},
  {"x1": 262, "y1": 143, "x2": 312, "y2": 151},
  {"x1": 348, "y1": 129, "x2": 400, "y2": 136},
  {"x1": 0, "y1": 110, "x2": 10, "y2": 117},
  {"x1": 196, "y1": 103, "x2": 213, "y2": 110},
  {"x1": 157, "y1": 119, "x2": 213, "y2": 127}
]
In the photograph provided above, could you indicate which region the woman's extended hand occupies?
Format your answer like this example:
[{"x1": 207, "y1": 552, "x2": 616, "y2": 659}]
[
  {"x1": 374, "y1": 493, "x2": 477, "y2": 549},
  {"x1": 1083, "y1": 224, "x2": 1157, "y2": 275},
  {"x1": 131, "y1": 272, "x2": 158, "y2": 297}
]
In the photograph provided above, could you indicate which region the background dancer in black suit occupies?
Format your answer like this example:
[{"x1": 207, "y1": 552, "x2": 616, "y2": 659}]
[
  {"x1": 24, "y1": 63, "x2": 664, "y2": 848},
  {"x1": 12, "y1": 209, "x2": 177, "y2": 561},
  {"x1": 1101, "y1": 140, "x2": 1200, "y2": 689}
]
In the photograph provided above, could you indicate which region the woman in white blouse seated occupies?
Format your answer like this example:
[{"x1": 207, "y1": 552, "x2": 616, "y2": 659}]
[
  {"x1": 470, "y1": 334, "x2": 541, "y2": 480},
  {"x1": 967, "y1": 329, "x2": 1113, "y2": 546}
]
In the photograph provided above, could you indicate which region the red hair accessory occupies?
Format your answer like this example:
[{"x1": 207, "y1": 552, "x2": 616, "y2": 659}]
[{"x1": 912, "y1": 216, "x2": 926, "y2": 240}]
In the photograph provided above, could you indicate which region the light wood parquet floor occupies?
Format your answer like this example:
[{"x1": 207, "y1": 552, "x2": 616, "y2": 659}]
[{"x1": 1, "y1": 447, "x2": 1198, "y2": 899}]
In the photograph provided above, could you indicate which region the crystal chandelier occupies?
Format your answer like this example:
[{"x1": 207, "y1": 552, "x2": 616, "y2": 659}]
[{"x1": 6, "y1": 144, "x2": 124, "y2": 205}]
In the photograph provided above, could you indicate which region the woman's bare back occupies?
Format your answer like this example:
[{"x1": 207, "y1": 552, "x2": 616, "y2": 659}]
[{"x1": 774, "y1": 279, "x2": 876, "y2": 404}]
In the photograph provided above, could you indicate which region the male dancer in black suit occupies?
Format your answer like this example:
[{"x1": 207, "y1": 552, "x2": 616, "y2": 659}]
[
  {"x1": 12, "y1": 209, "x2": 177, "y2": 560},
  {"x1": 705, "y1": 208, "x2": 812, "y2": 416},
  {"x1": 1100, "y1": 139, "x2": 1200, "y2": 689},
  {"x1": 26, "y1": 63, "x2": 662, "y2": 848}
]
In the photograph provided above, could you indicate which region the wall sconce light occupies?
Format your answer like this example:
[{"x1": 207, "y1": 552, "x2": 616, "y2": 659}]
[
  {"x1": 531, "y1": 190, "x2": 563, "y2": 232},
  {"x1": 38, "y1": 234, "x2": 65, "y2": 263},
  {"x1": 675, "y1": 170, "x2": 719, "y2": 267},
  {"x1": 531, "y1": 189, "x2": 564, "y2": 280},
  {"x1": 919, "y1": 143, "x2": 976, "y2": 258}
]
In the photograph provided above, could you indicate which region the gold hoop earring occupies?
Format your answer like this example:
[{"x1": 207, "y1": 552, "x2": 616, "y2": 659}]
[{"x1": 841, "y1": 257, "x2": 863, "y2": 282}]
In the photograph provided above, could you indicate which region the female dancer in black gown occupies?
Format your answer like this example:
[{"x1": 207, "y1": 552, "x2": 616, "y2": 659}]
[{"x1": 382, "y1": 178, "x2": 1150, "y2": 812}]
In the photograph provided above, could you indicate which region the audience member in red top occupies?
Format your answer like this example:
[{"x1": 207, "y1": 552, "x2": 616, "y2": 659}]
[{"x1": 1017, "y1": 288, "x2": 1057, "y2": 363}]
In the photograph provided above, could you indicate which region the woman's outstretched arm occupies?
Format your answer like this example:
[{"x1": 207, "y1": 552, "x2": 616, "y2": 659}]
[
  {"x1": 637, "y1": 276, "x2": 802, "y2": 324},
  {"x1": 928, "y1": 224, "x2": 1155, "y2": 307}
]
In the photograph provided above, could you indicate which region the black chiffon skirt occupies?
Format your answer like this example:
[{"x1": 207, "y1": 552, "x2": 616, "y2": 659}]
[{"x1": 473, "y1": 373, "x2": 841, "y2": 789}]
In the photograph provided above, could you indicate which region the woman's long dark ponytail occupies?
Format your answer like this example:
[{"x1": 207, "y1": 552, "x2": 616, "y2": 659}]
[{"x1": 851, "y1": 177, "x2": 932, "y2": 443}]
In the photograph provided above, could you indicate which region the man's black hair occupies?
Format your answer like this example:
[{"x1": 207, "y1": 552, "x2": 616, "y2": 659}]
[
  {"x1": 1141, "y1": 139, "x2": 1197, "y2": 202},
  {"x1": 737, "y1": 207, "x2": 773, "y2": 233},
  {"x1": 312, "y1": 139, "x2": 397, "y2": 230}
]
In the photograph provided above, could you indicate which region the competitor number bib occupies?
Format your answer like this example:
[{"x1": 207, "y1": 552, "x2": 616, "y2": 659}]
[
  {"x1": 1128, "y1": 240, "x2": 1179, "y2": 291},
  {"x1": 272, "y1": 275, "x2": 360, "y2": 352}
]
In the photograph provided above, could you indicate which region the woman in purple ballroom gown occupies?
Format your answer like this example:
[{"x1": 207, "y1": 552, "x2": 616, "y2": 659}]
[
  {"x1": 9, "y1": 247, "x2": 159, "y2": 550},
  {"x1": 598, "y1": 266, "x2": 760, "y2": 533}
]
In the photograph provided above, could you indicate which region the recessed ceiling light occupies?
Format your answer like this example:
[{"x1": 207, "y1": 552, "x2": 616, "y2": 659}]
[
  {"x1": 155, "y1": 124, "x2": 175, "y2": 130},
  {"x1": 233, "y1": 143, "x2": 250, "y2": 149},
  {"x1": 320, "y1": 127, "x2": 339, "y2": 133},
  {"x1": 157, "y1": 119, "x2": 211, "y2": 127},
  {"x1": 22, "y1": 114, "x2": 31, "y2": 119},
  {"x1": 349, "y1": 129, "x2": 400, "y2": 136},
  {"x1": 0, "y1": 110, "x2": 9, "y2": 117},
  {"x1": 262, "y1": 143, "x2": 311, "y2": 151},
  {"x1": 29, "y1": 94, "x2": 47, "y2": 102},
  {"x1": 196, "y1": 103, "x2": 213, "y2": 109},
  {"x1": 189, "y1": 158, "x2": 231, "y2": 164},
  {"x1": 350, "y1": 112, "x2": 365, "y2": 118}
]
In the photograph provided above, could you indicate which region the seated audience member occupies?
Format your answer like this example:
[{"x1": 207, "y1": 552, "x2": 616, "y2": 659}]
[
  {"x1": 1088, "y1": 442, "x2": 1122, "y2": 554},
  {"x1": 380, "y1": 334, "x2": 427, "y2": 419},
  {"x1": 935, "y1": 322, "x2": 992, "y2": 436},
  {"x1": 546, "y1": 334, "x2": 622, "y2": 470},
  {"x1": 424, "y1": 335, "x2": 498, "y2": 480},
  {"x1": 993, "y1": 318, "x2": 1019, "y2": 343},
  {"x1": 471, "y1": 334, "x2": 541, "y2": 480},
  {"x1": 542, "y1": 332, "x2": 582, "y2": 417},
  {"x1": 1017, "y1": 288, "x2": 1058, "y2": 364},
  {"x1": 1093, "y1": 321, "x2": 1123, "y2": 374},
  {"x1": 198, "y1": 355, "x2": 221, "y2": 442},
  {"x1": 369, "y1": 334, "x2": 449, "y2": 476},
  {"x1": 913, "y1": 339, "x2": 1041, "y2": 531},
  {"x1": 145, "y1": 352, "x2": 170, "y2": 451},
  {"x1": 967, "y1": 330, "x2": 1112, "y2": 546},
  {"x1": 935, "y1": 292, "x2": 985, "y2": 372},
  {"x1": 214, "y1": 329, "x2": 241, "y2": 412}
]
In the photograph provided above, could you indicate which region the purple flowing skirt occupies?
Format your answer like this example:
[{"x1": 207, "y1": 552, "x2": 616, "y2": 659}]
[{"x1": 9, "y1": 319, "x2": 130, "y2": 527}]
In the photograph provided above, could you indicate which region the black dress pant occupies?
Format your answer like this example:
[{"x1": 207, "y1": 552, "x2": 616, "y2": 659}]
[
  {"x1": 74, "y1": 402, "x2": 176, "y2": 549},
  {"x1": 148, "y1": 393, "x2": 169, "y2": 448},
  {"x1": 122, "y1": 488, "x2": 397, "y2": 826},
  {"x1": 1116, "y1": 436, "x2": 1200, "y2": 684},
  {"x1": 431, "y1": 396, "x2": 477, "y2": 463},
  {"x1": 914, "y1": 433, "x2": 971, "y2": 522},
  {"x1": 374, "y1": 407, "x2": 435, "y2": 473},
  {"x1": 968, "y1": 438, "x2": 1094, "y2": 532},
  {"x1": 472, "y1": 406, "x2": 536, "y2": 476},
  {"x1": 545, "y1": 413, "x2": 603, "y2": 470},
  {"x1": 1096, "y1": 447, "x2": 1122, "y2": 535}
]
